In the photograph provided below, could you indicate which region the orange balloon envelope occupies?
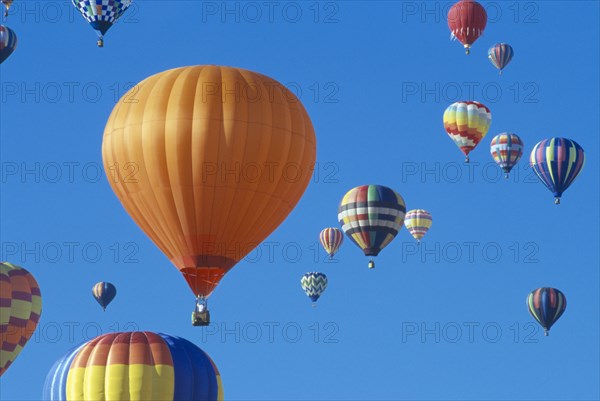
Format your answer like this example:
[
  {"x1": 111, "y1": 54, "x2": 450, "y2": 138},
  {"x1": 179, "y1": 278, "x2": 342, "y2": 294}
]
[
  {"x1": 0, "y1": 262, "x2": 42, "y2": 376},
  {"x1": 102, "y1": 65, "x2": 317, "y2": 299}
]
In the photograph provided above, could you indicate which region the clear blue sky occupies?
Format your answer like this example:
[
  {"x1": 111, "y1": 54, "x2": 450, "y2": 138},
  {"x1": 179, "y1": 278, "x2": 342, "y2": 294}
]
[{"x1": 1, "y1": 1, "x2": 599, "y2": 400}]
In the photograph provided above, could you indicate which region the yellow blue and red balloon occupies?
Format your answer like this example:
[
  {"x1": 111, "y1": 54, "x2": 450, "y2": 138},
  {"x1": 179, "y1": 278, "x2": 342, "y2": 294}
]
[
  {"x1": 338, "y1": 185, "x2": 406, "y2": 269},
  {"x1": 488, "y1": 43, "x2": 514, "y2": 75},
  {"x1": 529, "y1": 137, "x2": 585, "y2": 204},
  {"x1": 0, "y1": 262, "x2": 42, "y2": 377},
  {"x1": 91, "y1": 282, "x2": 116, "y2": 311},
  {"x1": 404, "y1": 210, "x2": 432, "y2": 242},
  {"x1": 43, "y1": 331, "x2": 224, "y2": 400},
  {"x1": 443, "y1": 101, "x2": 492, "y2": 162},
  {"x1": 527, "y1": 287, "x2": 566, "y2": 336},
  {"x1": 0, "y1": 25, "x2": 17, "y2": 64},
  {"x1": 490, "y1": 133, "x2": 523, "y2": 178},
  {"x1": 319, "y1": 228, "x2": 344, "y2": 259}
]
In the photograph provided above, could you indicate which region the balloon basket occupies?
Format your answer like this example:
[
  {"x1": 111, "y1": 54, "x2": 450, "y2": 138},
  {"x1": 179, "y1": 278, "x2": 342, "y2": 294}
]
[
  {"x1": 464, "y1": 156, "x2": 470, "y2": 163},
  {"x1": 544, "y1": 331, "x2": 549, "y2": 337},
  {"x1": 311, "y1": 302, "x2": 317, "y2": 308},
  {"x1": 554, "y1": 198, "x2": 561, "y2": 205},
  {"x1": 368, "y1": 260, "x2": 375, "y2": 269},
  {"x1": 97, "y1": 39, "x2": 104, "y2": 47},
  {"x1": 192, "y1": 310, "x2": 210, "y2": 326},
  {"x1": 504, "y1": 173, "x2": 509, "y2": 179}
]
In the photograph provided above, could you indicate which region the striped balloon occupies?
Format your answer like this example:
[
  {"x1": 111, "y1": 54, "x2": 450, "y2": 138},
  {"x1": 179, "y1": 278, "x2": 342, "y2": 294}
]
[
  {"x1": 0, "y1": 25, "x2": 17, "y2": 64},
  {"x1": 72, "y1": 0, "x2": 132, "y2": 46},
  {"x1": 527, "y1": 288, "x2": 567, "y2": 336},
  {"x1": 300, "y1": 272, "x2": 328, "y2": 305},
  {"x1": 92, "y1": 282, "x2": 117, "y2": 311},
  {"x1": 529, "y1": 137, "x2": 585, "y2": 204},
  {"x1": 443, "y1": 101, "x2": 492, "y2": 162},
  {"x1": 490, "y1": 133, "x2": 523, "y2": 178},
  {"x1": 43, "y1": 332, "x2": 224, "y2": 401},
  {"x1": 404, "y1": 210, "x2": 432, "y2": 242},
  {"x1": 488, "y1": 43, "x2": 514, "y2": 74},
  {"x1": 0, "y1": 262, "x2": 42, "y2": 377},
  {"x1": 319, "y1": 228, "x2": 344, "y2": 259},
  {"x1": 338, "y1": 185, "x2": 406, "y2": 269}
]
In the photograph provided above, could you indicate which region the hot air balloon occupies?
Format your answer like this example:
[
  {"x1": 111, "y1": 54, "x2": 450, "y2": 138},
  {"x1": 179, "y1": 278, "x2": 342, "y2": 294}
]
[
  {"x1": 338, "y1": 185, "x2": 406, "y2": 269},
  {"x1": 404, "y1": 209, "x2": 432, "y2": 243},
  {"x1": 490, "y1": 133, "x2": 523, "y2": 178},
  {"x1": 319, "y1": 228, "x2": 343, "y2": 259},
  {"x1": 91, "y1": 282, "x2": 116, "y2": 311},
  {"x1": 1, "y1": 0, "x2": 12, "y2": 17},
  {"x1": 0, "y1": 25, "x2": 17, "y2": 64},
  {"x1": 43, "y1": 332, "x2": 224, "y2": 400},
  {"x1": 488, "y1": 43, "x2": 514, "y2": 74},
  {"x1": 102, "y1": 65, "x2": 316, "y2": 325},
  {"x1": 301, "y1": 272, "x2": 328, "y2": 307},
  {"x1": 447, "y1": 0, "x2": 487, "y2": 55},
  {"x1": 529, "y1": 137, "x2": 585, "y2": 204},
  {"x1": 0, "y1": 262, "x2": 42, "y2": 377},
  {"x1": 527, "y1": 287, "x2": 566, "y2": 336},
  {"x1": 443, "y1": 101, "x2": 492, "y2": 162},
  {"x1": 72, "y1": 0, "x2": 132, "y2": 47}
]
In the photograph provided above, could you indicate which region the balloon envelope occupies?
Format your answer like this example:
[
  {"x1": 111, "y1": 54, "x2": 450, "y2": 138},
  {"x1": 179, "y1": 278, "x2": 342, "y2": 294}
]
[
  {"x1": 43, "y1": 331, "x2": 223, "y2": 401},
  {"x1": 443, "y1": 101, "x2": 492, "y2": 162},
  {"x1": 488, "y1": 43, "x2": 514, "y2": 73},
  {"x1": 0, "y1": 25, "x2": 17, "y2": 64},
  {"x1": 527, "y1": 287, "x2": 566, "y2": 335},
  {"x1": 529, "y1": 137, "x2": 585, "y2": 203},
  {"x1": 490, "y1": 133, "x2": 523, "y2": 177},
  {"x1": 404, "y1": 210, "x2": 432, "y2": 242},
  {"x1": 301, "y1": 272, "x2": 328, "y2": 303},
  {"x1": 0, "y1": 262, "x2": 42, "y2": 377},
  {"x1": 338, "y1": 185, "x2": 406, "y2": 259},
  {"x1": 319, "y1": 228, "x2": 343, "y2": 258},
  {"x1": 72, "y1": 0, "x2": 132, "y2": 35},
  {"x1": 102, "y1": 65, "x2": 316, "y2": 300},
  {"x1": 92, "y1": 282, "x2": 117, "y2": 310},
  {"x1": 448, "y1": 0, "x2": 487, "y2": 53}
]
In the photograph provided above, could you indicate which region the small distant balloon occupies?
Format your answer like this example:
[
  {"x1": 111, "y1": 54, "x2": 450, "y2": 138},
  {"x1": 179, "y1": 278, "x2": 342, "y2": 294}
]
[
  {"x1": 72, "y1": 0, "x2": 132, "y2": 47},
  {"x1": 490, "y1": 133, "x2": 523, "y2": 178},
  {"x1": 527, "y1": 287, "x2": 566, "y2": 336},
  {"x1": 301, "y1": 272, "x2": 328, "y2": 306},
  {"x1": 92, "y1": 282, "x2": 116, "y2": 311},
  {"x1": 319, "y1": 228, "x2": 343, "y2": 259},
  {"x1": 488, "y1": 43, "x2": 514, "y2": 74},
  {"x1": 1, "y1": 0, "x2": 12, "y2": 17},
  {"x1": 529, "y1": 137, "x2": 585, "y2": 204},
  {"x1": 404, "y1": 210, "x2": 432, "y2": 243},
  {"x1": 443, "y1": 101, "x2": 492, "y2": 163},
  {"x1": 0, "y1": 25, "x2": 17, "y2": 64}
]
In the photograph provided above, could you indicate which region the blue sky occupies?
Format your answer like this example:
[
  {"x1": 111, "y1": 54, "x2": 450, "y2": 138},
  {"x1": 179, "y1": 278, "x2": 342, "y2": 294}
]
[{"x1": 1, "y1": 1, "x2": 599, "y2": 400}]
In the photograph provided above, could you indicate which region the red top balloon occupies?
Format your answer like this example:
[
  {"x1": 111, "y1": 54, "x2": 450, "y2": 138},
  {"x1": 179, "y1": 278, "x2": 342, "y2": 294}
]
[{"x1": 448, "y1": 0, "x2": 487, "y2": 55}]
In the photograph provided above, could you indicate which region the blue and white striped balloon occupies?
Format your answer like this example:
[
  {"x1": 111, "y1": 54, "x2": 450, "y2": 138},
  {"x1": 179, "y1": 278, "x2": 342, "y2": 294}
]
[
  {"x1": 301, "y1": 272, "x2": 328, "y2": 305},
  {"x1": 488, "y1": 43, "x2": 514, "y2": 75}
]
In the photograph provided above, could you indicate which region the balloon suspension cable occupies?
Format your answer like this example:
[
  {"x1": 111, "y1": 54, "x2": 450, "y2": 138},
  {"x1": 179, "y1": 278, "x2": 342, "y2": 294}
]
[
  {"x1": 417, "y1": 240, "x2": 421, "y2": 247},
  {"x1": 311, "y1": 302, "x2": 317, "y2": 308},
  {"x1": 555, "y1": 197, "x2": 561, "y2": 205},
  {"x1": 368, "y1": 259, "x2": 375, "y2": 269},
  {"x1": 499, "y1": 70, "x2": 503, "y2": 76}
]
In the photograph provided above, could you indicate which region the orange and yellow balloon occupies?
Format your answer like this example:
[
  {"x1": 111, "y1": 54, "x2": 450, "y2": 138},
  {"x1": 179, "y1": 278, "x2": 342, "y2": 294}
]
[
  {"x1": 0, "y1": 262, "x2": 42, "y2": 377},
  {"x1": 443, "y1": 101, "x2": 492, "y2": 162},
  {"x1": 102, "y1": 65, "x2": 317, "y2": 302}
]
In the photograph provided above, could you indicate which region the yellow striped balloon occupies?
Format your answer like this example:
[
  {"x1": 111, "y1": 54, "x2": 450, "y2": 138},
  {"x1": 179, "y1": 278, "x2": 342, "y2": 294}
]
[
  {"x1": 0, "y1": 262, "x2": 42, "y2": 377},
  {"x1": 404, "y1": 210, "x2": 432, "y2": 242},
  {"x1": 319, "y1": 228, "x2": 344, "y2": 259},
  {"x1": 443, "y1": 101, "x2": 492, "y2": 162}
]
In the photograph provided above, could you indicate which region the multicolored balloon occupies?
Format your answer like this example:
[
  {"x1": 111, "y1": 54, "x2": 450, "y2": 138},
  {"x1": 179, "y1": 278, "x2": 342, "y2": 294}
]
[
  {"x1": 319, "y1": 228, "x2": 344, "y2": 259},
  {"x1": 0, "y1": 25, "x2": 17, "y2": 64},
  {"x1": 0, "y1": 262, "x2": 42, "y2": 377},
  {"x1": 72, "y1": 0, "x2": 133, "y2": 47},
  {"x1": 529, "y1": 137, "x2": 585, "y2": 204},
  {"x1": 1, "y1": 0, "x2": 12, "y2": 17},
  {"x1": 102, "y1": 66, "x2": 316, "y2": 317},
  {"x1": 43, "y1": 332, "x2": 224, "y2": 400},
  {"x1": 443, "y1": 101, "x2": 492, "y2": 163},
  {"x1": 488, "y1": 43, "x2": 514, "y2": 74},
  {"x1": 404, "y1": 210, "x2": 432, "y2": 243},
  {"x1": 448, "y1": 0, "x2": 487, "y2": 55},
  {"x1": 490, "y1": 133, "x2": 523, "y2": 178},
  {"x1": 338, "y1": 185, "x2": 406, "y2": 269},
  {"x1": 300, "y1": 272, "x2": 328, "y2": 306},
  {"x1": 527, "y1": 287, "x2": 567, "y2": 336},
  {"x1": 91, "y1": 282, "x2": 116, "y2": 311}
]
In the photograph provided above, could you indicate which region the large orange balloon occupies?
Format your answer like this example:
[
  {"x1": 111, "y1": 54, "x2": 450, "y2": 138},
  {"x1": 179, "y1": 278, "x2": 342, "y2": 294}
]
[{"x1": 102, "y1": 66, "x2": 316, "y2": 299}]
